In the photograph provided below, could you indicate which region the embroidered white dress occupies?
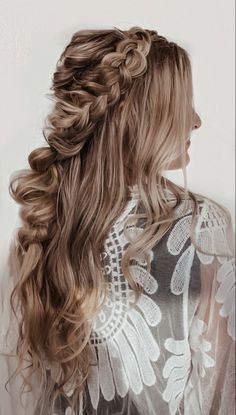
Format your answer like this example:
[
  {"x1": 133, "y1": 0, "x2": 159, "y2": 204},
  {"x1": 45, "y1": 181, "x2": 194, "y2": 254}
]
[{"x1": 0, "y1": 185, "x2": 235, "y2": 415}]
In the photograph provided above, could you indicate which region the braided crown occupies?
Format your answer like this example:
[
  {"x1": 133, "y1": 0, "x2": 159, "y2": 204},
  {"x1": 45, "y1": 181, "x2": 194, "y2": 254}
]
[
  {"x1": 47, "y1": 27, "x2": 159, "y2": 158},
  {"x1": 72, "y1": 26, "x2": 157, "y2": 103},
  {"x1": 101, "y1": 26, "x2": 153, "y2": 95}
]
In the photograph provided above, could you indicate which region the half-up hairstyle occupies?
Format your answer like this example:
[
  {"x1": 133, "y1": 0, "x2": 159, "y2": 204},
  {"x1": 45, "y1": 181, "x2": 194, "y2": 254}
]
[{"x1": 3, "y1": 25, "x2": 233, "y2": 415}]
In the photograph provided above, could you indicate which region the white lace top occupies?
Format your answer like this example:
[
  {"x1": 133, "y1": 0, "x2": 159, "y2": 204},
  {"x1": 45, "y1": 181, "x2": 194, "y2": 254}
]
[{"x1": 0, "y1": 185, "x2": 235, "y2": 415}]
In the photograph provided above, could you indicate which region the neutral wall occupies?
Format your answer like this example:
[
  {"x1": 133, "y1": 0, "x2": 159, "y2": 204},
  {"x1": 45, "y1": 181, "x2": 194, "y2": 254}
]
[{"x1": 0, "y1": 0, "x2": 235, "y2": 266}]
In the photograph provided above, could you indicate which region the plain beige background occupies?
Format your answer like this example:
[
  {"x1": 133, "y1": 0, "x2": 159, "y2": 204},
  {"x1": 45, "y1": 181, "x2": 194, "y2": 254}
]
[{"x1": 0, "y1": 0, "x2": 235, "y2": 413}]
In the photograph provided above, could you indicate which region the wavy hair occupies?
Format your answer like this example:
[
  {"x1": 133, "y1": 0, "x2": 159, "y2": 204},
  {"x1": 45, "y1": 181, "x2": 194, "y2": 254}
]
[{"x1": 3, "y1": 25, "x2": 233, "y2": 415}]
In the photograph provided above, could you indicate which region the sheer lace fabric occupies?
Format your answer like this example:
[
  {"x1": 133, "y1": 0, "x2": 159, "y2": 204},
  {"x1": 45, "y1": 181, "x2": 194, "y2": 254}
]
[{"x1": 0, "y1": 186, "x2": 235, "y2": 415}]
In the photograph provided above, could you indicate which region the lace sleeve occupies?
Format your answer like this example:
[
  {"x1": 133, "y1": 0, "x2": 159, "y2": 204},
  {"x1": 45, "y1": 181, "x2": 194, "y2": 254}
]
[{"x1": 183, "y1": 199, "x2": 235, "y2": 414}]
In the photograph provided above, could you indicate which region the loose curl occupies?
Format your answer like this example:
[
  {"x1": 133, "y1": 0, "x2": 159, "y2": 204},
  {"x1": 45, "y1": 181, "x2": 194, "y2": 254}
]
[{"x1": 3, "y1": 25, "x2": 233, "y2": 415}]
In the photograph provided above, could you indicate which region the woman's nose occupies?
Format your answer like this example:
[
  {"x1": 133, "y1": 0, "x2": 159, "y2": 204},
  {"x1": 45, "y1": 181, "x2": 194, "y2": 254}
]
[{"x1": 193, "y1": 112, "x2": 202, "y2": 129}]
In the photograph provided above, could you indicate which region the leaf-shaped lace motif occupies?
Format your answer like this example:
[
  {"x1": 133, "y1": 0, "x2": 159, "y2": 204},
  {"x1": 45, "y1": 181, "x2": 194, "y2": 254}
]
[
  {"x1": 170, "y1": 245, "x2": 195, "y2": 295},
  {"x1": 167, "y1": 216, "x2": 192, "y2": 256},
  {"x1": 162, "y1": 338, "x2": 191, "y2": 415},
  {"x1": 215, "y1": 258, "x2": 235, "y2": 340},
  {"x1": 188, "y1": 317, "x2": 215, "y2": 387}
]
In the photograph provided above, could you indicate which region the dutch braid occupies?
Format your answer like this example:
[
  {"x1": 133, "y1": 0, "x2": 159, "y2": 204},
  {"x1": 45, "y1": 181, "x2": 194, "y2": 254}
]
[{"x1": 44, "y1": 26, "x2": 157, "y2": 160}]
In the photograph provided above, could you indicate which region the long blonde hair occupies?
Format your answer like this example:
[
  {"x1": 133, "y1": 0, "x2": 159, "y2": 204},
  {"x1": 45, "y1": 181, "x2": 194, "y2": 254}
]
[{"x1": 4, "y1": 25, "x2": 233, "y2": 414}]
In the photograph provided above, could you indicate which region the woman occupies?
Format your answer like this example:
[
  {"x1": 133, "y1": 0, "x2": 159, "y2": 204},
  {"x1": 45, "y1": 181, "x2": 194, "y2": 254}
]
[{"x1": 0, "y1": 26, "x2": 235, "y2": 415}]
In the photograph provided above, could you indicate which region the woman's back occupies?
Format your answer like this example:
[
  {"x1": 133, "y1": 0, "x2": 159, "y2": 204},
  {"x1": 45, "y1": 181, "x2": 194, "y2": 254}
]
[{"x1": 47, "y1": 185, "x2": 235, "y2": 415}]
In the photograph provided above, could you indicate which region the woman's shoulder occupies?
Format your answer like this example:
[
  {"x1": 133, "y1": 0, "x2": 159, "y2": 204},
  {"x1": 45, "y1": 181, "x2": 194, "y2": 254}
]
[
  {"x1": 161, "y1": 189, "x2": 234, "y2": 259},
  {"x1": 169, "y1": 188, "x2": 232, "y2": 223},
  {"x1": 127, "y1": 184, "x2": 234, "y2": 248},
  {"x1": 192, "y1": 194, "x2": 233, "y2": 231},
  {"x1": 189, "y1": 194, "x2": 235, "y2": 259}
]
